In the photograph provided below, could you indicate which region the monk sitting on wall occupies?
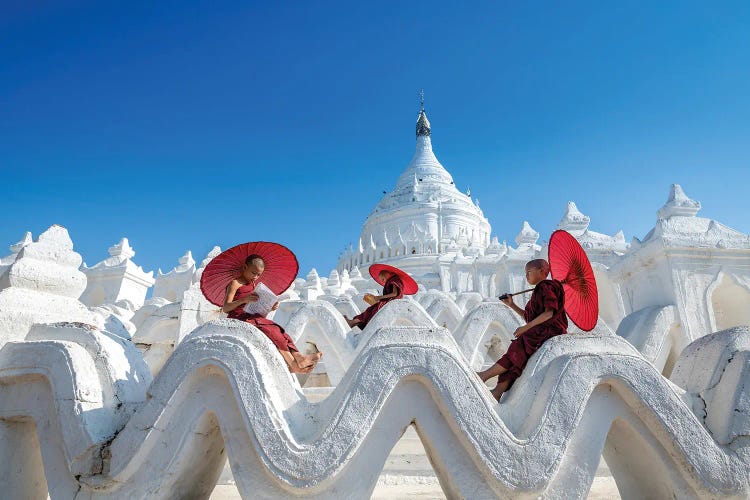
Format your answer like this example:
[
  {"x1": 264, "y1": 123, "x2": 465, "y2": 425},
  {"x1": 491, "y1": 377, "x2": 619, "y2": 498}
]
[
  {"x1": 477, "y1": 259, "x2": 567, "y2": 401},
  {"x1": 224, "y1": 255, "x2": 322, "y2": 374},
  {"x1": 344, "y1": 263, "x2": 418, "y2": 330}
]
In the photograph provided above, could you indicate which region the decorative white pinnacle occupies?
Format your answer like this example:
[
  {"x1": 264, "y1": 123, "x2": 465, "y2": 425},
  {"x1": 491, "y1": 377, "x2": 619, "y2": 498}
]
[
  {"x1": 108, "y1": 238, "x2": 136, "y2": 260},
  {"x1": 350, "y1": 266, "x2": 363, "y2": 279},
  {"x1": 176, "y1": 250, "x2": 195, "y2": 272},
  {"x1": 515, "y1": 221, "x2": 540, "y2": 246},
  {"x1": 327, "y1": 270, "x2": 340, "y2": 287},
  {"x1": 10, "y1": 232, "x2": 33, "y2": 254},
  {"x1": 199, "y1": 246, "x2": 221, "y2": 269},
  {"x1": 306, "y1": 268, "x2": 320, "y2": 281},
  {"x1": 657, "y1": 184, "x2": 701, "y2": 219},
  {"x1": 558, "y1": 201, "x2": 590, "y2": 234}
]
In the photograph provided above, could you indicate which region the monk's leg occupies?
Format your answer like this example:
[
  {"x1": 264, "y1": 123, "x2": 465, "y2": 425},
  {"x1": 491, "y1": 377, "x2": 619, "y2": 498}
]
[
  {"x1": 490, "y1": 370, "x2": 517, "y2": 401},
  {"x1": 343, "y1": 315, "x2": 361, "y2": 328},
  {"x1": 278, "y1": 349, "x2": 320, "y2": 374},
  {"x1": 345, "y1": 303, "x2": 381, "y2": 330},
  {"x1": 292, "y1": 350, "x2": 323, "y2": 371},
  {"x1": 477, "y1": 363, "x2": 507, "y2": 382},
  {"x1": 479, "y1": 338, "x2": 528, "y2": 383},
  {"x1": 278, "y1": 349, "x2": 298, "y2": 372},
  {"x1": 491, "y1": 379, "x2": 511, "y2": 401},
  {"x1": 256, "y1": 322, "x2": 323, "y2": 372}
]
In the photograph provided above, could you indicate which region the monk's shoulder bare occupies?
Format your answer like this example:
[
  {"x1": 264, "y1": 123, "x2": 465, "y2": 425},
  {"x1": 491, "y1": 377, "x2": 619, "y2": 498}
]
[{"x1": 226, "y1": 279, "x2": 243, "y2": 293}]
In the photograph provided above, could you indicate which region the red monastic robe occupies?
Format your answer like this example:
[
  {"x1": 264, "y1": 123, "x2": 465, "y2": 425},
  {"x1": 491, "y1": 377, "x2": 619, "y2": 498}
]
[
  {"x1": 496, "y1": 279, "x2": 567, "y2": 388},
  {"x1": 351, "y1": 275, "x2": 404, "y2": 329},
  {"x1": 227, "y1": 282, "x2": 299, "y2": 352}
]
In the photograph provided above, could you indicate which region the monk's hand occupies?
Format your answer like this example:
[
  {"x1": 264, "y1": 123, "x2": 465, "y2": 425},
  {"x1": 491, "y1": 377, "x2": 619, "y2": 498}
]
[
  {"x1": 271, "y1": 301, "x2": 279, "y2": 311},
  {"x1": 244, "y1": 293, "x2": 259, "y2": 303},
  {"x1": 513, "y1": 325, "x2": 528, "y2": 338},
  {"x1": 500, "y1": 295, "x2": 514, "y2": 307}
]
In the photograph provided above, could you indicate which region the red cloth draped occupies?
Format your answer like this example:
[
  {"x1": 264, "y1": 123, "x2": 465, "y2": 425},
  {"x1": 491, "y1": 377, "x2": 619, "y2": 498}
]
[
  {"x1": 496, "y1": 279, "x2": 567, "y2": 388},
  {"x1": 227, "y1": 282, "x2": 298, "y2": 352},
  {"x1": 351, "y1": 274, "x2": 404, "y2": 329}
]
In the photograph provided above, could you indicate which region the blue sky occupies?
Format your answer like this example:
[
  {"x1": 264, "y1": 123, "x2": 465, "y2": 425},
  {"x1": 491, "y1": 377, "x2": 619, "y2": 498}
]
[{"x1": 1, "y1": 1, "x2": 749, "y2": 276}]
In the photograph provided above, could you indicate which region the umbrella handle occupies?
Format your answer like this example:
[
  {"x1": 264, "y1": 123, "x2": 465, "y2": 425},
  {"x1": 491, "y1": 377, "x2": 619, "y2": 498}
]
[{"x1": 498, "y1": 287, "x2": 535, "y2": 301}]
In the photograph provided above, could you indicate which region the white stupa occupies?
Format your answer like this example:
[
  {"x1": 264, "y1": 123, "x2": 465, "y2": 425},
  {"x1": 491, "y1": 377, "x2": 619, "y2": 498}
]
[{"x1": 337, "y1": 101, "x2": 491, "y2": 287}]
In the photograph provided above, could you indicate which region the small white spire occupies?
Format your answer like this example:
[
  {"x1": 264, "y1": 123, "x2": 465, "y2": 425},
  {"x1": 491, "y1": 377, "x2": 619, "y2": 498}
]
[
  {"x1": 515, "y1": 221, "x2": 540, "y2": 246},
  {"x1": 558, "y1": 201, "x2": 590, "y2": 234},
  {"x1": 175, "y1": 250, "x2": 195, "y2": 272},
  {"x1": 657, "y1": 184, "x2": 701, "y2": 219},
  {"x1": 108, "y1": 238, "x2": 135, "y2": 260},
  {"x1": 10, "y1": 231, "x2": 33, "y2": 253}
]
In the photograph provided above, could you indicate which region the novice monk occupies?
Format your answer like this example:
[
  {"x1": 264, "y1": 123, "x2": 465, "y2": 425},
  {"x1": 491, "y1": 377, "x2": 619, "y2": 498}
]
[
  {"x1": 344, "y1": 269, "x2": 404, "y2": 329},
  {"x1": 223, "y1": 254, "x2": 322, "y2": 374},
  {"x1": 477, "y1": 259, "x2": 567, "y2": 401}
]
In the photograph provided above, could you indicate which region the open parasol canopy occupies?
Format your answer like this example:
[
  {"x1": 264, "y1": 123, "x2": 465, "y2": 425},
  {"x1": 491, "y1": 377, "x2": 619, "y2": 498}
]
[
  {"x1": 369, "y1": 263, "x2": 419, "y2": 295},
  {"x1": 200, "y1": 241, "x2": 299, "y2": 307},
  {"x1": 549, "y1": 230, "x2": 599, "y2": 331}
]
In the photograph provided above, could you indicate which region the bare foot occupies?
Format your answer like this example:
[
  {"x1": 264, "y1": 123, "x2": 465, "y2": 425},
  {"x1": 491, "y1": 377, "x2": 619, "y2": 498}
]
[
  {"x1": 343, "y1": 315, "x2": 359, "y2": 328},
  {"x1": 290, "y1": 363, "x2": 313, "y2": 374},
  {"x1": 491, "y1": 381, "x2": 510, "y2": 401},
  {"x1": 294, "y1": 351, "x2": 323, "y2": 371}
]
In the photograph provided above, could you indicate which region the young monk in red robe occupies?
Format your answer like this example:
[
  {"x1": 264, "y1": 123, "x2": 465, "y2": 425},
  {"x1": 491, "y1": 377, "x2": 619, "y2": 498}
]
[
  {"x1": 477, "y1": 259, "x2": 567, "y2": 401},
  {"x1": 223, "y1": 254, "x2": 323, "y2": 374},
  {"x1": 343, "y1": 269, "x2": 404, "y2": 329}
]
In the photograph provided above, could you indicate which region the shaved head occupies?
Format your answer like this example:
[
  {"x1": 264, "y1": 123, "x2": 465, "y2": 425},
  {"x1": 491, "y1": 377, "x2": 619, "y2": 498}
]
[
  {"x1": 526, "y1": 259, "x2": 549, "y2": 272},
  {"x1": 244, "y1": 254, "x2": 265, "y2": 268}
]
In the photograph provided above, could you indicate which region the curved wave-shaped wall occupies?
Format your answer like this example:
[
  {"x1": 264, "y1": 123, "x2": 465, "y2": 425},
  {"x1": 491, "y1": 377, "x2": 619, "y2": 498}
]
[{"x1": 2, "y1": 319, "x2": 749, "y2": 498}]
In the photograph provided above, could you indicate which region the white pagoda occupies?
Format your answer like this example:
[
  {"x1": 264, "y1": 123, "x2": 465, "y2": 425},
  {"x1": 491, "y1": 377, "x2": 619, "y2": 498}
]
[{"x1": 337, "y1": 102, "x2": 491, "y2": 288}]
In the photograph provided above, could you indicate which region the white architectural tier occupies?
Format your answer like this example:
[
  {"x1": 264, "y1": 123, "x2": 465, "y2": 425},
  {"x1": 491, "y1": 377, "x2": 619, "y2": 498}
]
[{"x1": 81, "y1": 238, "x2": 155, "y2": 309}]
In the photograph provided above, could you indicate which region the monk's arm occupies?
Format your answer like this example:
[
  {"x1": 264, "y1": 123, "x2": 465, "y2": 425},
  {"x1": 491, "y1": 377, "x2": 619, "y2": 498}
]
[
  {"x1": 222, "y1": 281, "x2": 255, "y2": 313},
  {"x1": 508, "y1": 302, "x2": 525, "y2": 317},
  {"x1": 376, "y1": 290, "x2": 400, "y2": 301},
  {"x1": 501, "y1": 297, "x2": 525, "y2": 317},
  {"x1": 518, "y1": 307, "x2": 554, "y2": 334}
]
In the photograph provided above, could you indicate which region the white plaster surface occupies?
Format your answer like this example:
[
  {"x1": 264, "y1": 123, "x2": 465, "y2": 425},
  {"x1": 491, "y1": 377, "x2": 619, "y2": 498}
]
[
  {"x1": 2, "y1": 318, "x2": 750, "y2": 498},
  {"x1": 0, "y1": 226, "x2": 96, "y2": 347},
  {"x1": 81, "y1": 238, "x2": 155, "y2": 309}
]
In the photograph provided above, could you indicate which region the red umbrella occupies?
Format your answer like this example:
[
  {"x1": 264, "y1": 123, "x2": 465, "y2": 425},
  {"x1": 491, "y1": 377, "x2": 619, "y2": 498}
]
[
  {"x1": 200, "y1": 241, "x2": 299, "y2": 307},
  {"x1": 549, "y1": 230, "x2": 599, "y2": 331},
  {"x1": 369, "y1": 263, "x2": 419, "y2": 295}
]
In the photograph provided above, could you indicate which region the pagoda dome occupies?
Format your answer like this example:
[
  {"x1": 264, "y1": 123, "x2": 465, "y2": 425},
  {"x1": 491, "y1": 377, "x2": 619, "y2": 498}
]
[{"x1": 338, "y1": 103, "x2": 492, "y2": 278}]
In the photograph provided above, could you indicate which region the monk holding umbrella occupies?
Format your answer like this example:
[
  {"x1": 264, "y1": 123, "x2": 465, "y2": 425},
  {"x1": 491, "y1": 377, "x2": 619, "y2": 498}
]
[
  {"x1": 344, "y1": 263, "x2": 419, "y2": 329},
  {"x1": 200, "y1": 241, "x2": 322, "y2": 374},
  {"x1": 478, "y1": 230, "x2": 599, "y2": 401}
]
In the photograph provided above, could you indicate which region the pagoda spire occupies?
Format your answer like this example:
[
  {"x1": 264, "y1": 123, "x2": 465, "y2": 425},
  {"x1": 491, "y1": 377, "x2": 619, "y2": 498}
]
[{"x1": 416, "y1": 89, "x2": 431, "y2": 137}]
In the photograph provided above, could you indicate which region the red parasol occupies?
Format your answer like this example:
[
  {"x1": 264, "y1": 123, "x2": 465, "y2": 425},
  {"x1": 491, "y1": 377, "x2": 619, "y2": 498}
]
[
  {"x1": 549, "y1": 230, "x2": 599, "y2": 331},
  {"x1": 200, "y1": 241, "x2": 299, "y2": 307},
  {"x1": 369, "y1": 263, "x2": 419, "y2": 295}
]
